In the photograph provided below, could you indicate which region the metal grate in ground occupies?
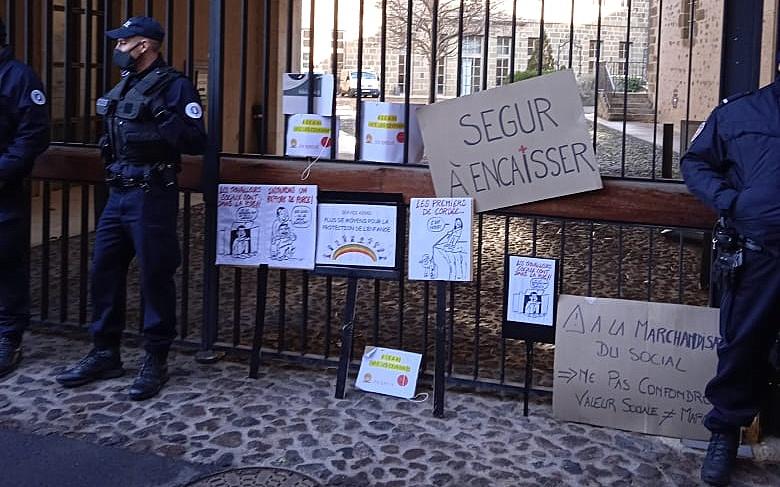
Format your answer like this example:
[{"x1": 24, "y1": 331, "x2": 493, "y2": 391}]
[{"x1": 186, "y1": 467, "x2": 321, "y2": 487}]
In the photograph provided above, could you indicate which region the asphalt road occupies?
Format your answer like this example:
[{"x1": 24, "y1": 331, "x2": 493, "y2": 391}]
[{"x1": 0, "y1": 428, "x2": 218, "y2": 487}]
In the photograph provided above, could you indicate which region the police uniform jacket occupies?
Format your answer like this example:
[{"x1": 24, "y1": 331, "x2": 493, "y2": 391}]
[
  {"x1": 0, "y1": 46, "x2": 50, "y2": 221},
  {"x1": 98, "y1": 55, "x2": 206, "y2": 180},
  {"x1": 682, "y1": 82, "x2": 780, "y2": 245}
]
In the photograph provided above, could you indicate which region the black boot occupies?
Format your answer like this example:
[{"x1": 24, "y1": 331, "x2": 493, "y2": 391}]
[
  {"x1": 56, "y1": 348, "x2": 124, "y2": 388},
  {"x1": 128, "y1": 353, "x2": 169, "y2": 401},
  {"x1": 0, "y1": 336, "x2": 22, "y2": 378},
  {"x1": 701, "y1": 430, "x2": 740, "y2": 486}
]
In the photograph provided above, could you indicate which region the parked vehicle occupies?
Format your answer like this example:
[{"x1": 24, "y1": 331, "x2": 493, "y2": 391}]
[{"x1": 340, "y1": 70, "x2": 380, "y2": 98}]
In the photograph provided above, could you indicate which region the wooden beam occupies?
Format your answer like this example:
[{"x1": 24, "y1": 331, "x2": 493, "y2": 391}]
[{"x1": 31, "y1": 147, "x2": 716, "y2": 229}]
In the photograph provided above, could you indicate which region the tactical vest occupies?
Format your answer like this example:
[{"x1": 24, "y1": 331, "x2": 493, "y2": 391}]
[{"x1": 97, "y1": 66, "x2": 181, "y2": 165}]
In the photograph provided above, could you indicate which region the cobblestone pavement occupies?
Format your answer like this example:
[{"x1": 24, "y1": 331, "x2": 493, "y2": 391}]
[{"x1": 2, "y1": 329, "x2": 780, "y2": 486}]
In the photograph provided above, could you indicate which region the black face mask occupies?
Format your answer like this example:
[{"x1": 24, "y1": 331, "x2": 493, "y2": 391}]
[{"x1": 112, "y1": 42, "x2": 143, "y2": 72}]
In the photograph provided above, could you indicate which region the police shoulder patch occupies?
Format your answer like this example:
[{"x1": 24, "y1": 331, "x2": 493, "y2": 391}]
[
  {"x1": 185, "y1": 102, "x2": 203, "y2": 119},
  {"x1": 30, "y1": 89, "x2": 46, "y2": 106}
]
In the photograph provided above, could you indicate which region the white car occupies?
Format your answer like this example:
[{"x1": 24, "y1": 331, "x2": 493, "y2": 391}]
[{"x1": 340, "y1": 70, "x2": 380, "y2": 98}]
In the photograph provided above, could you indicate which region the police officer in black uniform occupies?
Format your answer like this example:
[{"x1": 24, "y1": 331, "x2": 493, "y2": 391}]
[
  {"x1": 681, "y1": 66, "x2": 780, "y2": 485},
  {"x1": 0, "y1": 17, "x2": 50, "y2": 378},
  {"x1": 56, "y1": 17, "x2": 206, "y2": 400}
]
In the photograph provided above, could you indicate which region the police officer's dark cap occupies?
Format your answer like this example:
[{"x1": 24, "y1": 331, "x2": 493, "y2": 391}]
[{"x1": 106, "y1": 16, "x2": 164, "y2": 41}]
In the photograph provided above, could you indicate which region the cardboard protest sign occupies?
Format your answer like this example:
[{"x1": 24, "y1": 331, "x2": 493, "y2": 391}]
[
  {"x1": 316, "y1": 203, "x2": 398, "y2": 268},
  {"x1": 285, "y1": 114, "x2": 337, "y2": 158},
  {"x1": 282, "y1": 73, "x2": 334, "y2": 115},
  {"x1": 356, "y1": 346, "x2": 422, "y2": 399},
  {"x1": 408, "y1": 198, "x2": 473, "y2": 281},
  {"x1": 417, "y1": 70, "x2": 602, "y2": 213},
  {"x1": 361, "y1": 102, "x2": 423, "y2": 163},
  {"x1": 216, "y1": 184, "x2": 318, "y2": 269},
  {"x1": 553, "y1": 294, "x2": 719, "y2": 440}
]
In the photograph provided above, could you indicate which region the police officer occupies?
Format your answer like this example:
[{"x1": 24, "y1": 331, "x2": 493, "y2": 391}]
[
  {"x1": 0, "y1": 18, "x2": 50, "y2": 378},
  {"x1": 56, "y1": 17, "x2": 206, "y2": 400},
  {"x1": 681, "y1": 71, "x2": 780, "y2": 485}
]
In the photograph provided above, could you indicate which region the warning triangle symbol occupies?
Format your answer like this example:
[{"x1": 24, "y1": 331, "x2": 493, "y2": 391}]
[{"x1": 561, "y1": 304, "x2": 585, "y2": 334}]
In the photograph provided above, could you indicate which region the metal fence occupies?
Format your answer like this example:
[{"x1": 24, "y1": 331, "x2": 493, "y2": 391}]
[{"x1": 1, "y1": 0, "x2": 730, "y2": 394}]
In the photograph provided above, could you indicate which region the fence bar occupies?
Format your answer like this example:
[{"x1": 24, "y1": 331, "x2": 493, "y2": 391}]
[
  {"x1": 401, "y1": 0, "x2": 412, "y2": 164},
  {"x1": 592, "y1": 0, "x2": 603, "y2": 151},
  {"x1": 481, "y1": 0, "x2": 490, "y2": 90},
  {"x1": 41, "y1": 182, "x2": 51, "y2": 320},
  {"x1": 354, "y1": 0, "x2": 366, "y2": 160},
  {"x1": 651, "y1": 0, "x2": 664, "y2": 179},
  {"x1": 180, "y1": 192, "x2": 191, "y2": 338},
  {"x1": 78, "y1": 185, "x2": 89, "y2": 324},
  {"x1": 472, "y1": 214, "x2": 483, "y2": 379},
  {"x1": 301, "y1": 272, "x2": 309, "y2": 355},
  {"x1": 683, "y1": 0, "x2": 696, "y2": 150},
  {"x1": 380, "y1": 0, "x2": 387, "y2": 101},
  {"x1": 278, "y1": 270, "x2": 287, "y2": 352},
  {"x1": 456, "y1": 0, "x2": 464, "y2": 96},
  {"x1": 59, "y1": 183, "x2": 70, "y2": 323},
  {"x1": 199, "y1": 0, "x2": 225, "y2": 361},
  {"x1": 237, "y1": 0, "x2": 249, "y2": 153},
  {"x1": 232, "y1": 268, "x2": 242, "y2": 346},
  {"x1": 620, "y1": 0, "x2": 633, "y2": 177}
]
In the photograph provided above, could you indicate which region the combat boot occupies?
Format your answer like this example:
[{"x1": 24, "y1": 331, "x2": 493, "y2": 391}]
[
  {"x1": 0, "y1": 336, "x2": 22, "y2": 378},
  {"x1": 701, "y1": 430, "x2": 740, "y2": 486},
  {"x1": 128, "y1": 353, "x2": 169, "y2": 401},
  {"x1": 56, "y1": 347, "x2": 124, "y2": 387}
]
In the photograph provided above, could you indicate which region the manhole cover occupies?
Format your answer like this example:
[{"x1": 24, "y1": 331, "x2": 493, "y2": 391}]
[{"x1": 186, "y1": 467, "x2": 321, "y2": 487}]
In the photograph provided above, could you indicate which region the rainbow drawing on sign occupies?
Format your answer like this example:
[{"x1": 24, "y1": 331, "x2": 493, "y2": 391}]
[{"x1": 331, "y1": 243, "x2": 378, "y2": 262}]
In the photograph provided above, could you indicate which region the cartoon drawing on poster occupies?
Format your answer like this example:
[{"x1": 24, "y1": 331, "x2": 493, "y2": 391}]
[
  {"x1": 316, "y1": 203, "x2": 398, "y2": 268},
  {"x1": 217, "y1": 185, "x2": 317, "y2": 269},
  {"x1": 506, "y1": 255, "x2": 556, "y2": 325},
  {"x1": 408, "y1": 198, "x2": 473, "y2": 281},
  {"x1": 216, "y1": 185, "x2": 264, "y2": 266},
  {"x1": 259, "y1": 185, "x2": 318, "y2": 270},
  {"x1": 270, "y1": 208, "x2": 296, "y2": 260}
]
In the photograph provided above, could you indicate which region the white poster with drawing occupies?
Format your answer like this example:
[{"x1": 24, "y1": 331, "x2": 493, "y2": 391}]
[
  {"x1": 408, "y1": 198, "x2": 473, "y2": 281},
  {"x1": 316, "y1": 203, "x2": 398, "y2": 268},
  {"x1": 216, "y1": 184, "x2": 264, "y2": 266},
  {"x1": 285, "y1": 114, "x2": 337, "y2": 158},
  {"x1": 506, "y1": 256, "x2": 557, "y2": 325},
  {"x1": 361, "y1": 102, "x2": 423, "y2": 164},
  {"x1": 258, "y1": 185, "x2": 318, "y2": 270},
  {"x1": 216, "y1": 184, "x2": 318, "y2": 269}
]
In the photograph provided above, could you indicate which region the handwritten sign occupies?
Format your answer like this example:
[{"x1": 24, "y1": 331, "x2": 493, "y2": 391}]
[
  {"x1": 553, "y1": 295, "x2": 719, "y2": 440},
  {"x1": 361, "y1": 102, "x2": 423, "y2": 163},
  {"x1": 316, "y1": 203, "x2": 398, "y2": 268},
  {"x1": 356, "y1": 346, "x2": 422, "y2": 399},
  {"x1": 408, "y1": 198, "x2": 473, "y2": 281},
  {"x1": 417, "y1": 70, "x2": 602, "y2": 213},
  {"x1": 216, "y1": 184, "x2": 318, "y2": 269}
]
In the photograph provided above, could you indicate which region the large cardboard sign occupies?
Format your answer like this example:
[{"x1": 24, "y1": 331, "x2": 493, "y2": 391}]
[
  {"x1": 361, "y1": 102, "x2": 423, "y2": 163},
  {"x1": 417, "y1": 70, "x2": 602, "y2": 213},
  {"x1": 217, "y1": 184, "x2": 318, "y2": 269},
  {"x1": 355, "y1": 346, "x2": 422, "y2": 399},
  {"x1": 553, "y1": 295, "x2": 720, "y2": 440},
  {"x1": 285, "y1": 114, "x2": 337, "y2": 158},
  {"x1": 282, "y1": 73, "x2": 334, "y2": 115},
  {"x1": 408, "y1": 198, "x2": 473, "y2": 281}
]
